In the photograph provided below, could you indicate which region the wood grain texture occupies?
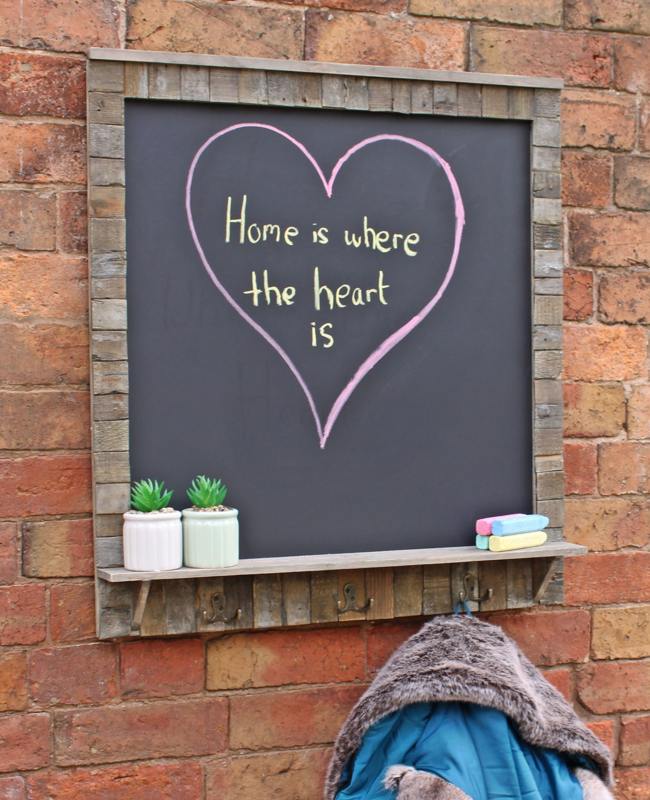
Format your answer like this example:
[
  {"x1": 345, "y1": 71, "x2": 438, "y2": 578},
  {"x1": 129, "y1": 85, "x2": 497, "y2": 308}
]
[{"x1": 393, "y1": 566, "x2": 423, "y2": 617}]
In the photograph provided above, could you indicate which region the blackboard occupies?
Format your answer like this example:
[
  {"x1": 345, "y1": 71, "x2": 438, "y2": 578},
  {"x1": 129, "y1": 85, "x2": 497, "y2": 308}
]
[{"x1": 125, "y1": 99, "x2": 532, "y2": 559}]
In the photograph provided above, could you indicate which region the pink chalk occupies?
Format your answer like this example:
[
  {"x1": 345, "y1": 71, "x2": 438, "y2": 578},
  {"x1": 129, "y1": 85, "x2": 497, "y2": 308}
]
[{"x1": 475, "y1": 513, "x2": 526, "y2": 536}]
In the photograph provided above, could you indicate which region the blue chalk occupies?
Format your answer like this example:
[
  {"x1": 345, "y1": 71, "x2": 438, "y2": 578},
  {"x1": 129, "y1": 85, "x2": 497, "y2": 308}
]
[
  {"x1": 491, "y1": 514, "x2": 549, "y2": 535},
  {"x1": 475, "y1": 534, "x2": 490, "y2": 550}
]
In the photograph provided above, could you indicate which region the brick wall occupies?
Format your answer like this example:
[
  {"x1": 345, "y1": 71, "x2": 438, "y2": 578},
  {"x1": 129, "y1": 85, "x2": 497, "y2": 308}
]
[{"x1": 0, "y1": 1, "x2": 648, "y2": 797}]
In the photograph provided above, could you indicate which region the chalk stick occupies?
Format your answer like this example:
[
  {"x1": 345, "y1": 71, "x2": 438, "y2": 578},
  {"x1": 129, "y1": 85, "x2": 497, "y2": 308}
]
[
  {"x1": 491, "y1": 514, "x2": 549, "y2": 535},
  {"x1": 475, "y1": 513, "x2": 526, "y2": 535},
  {"x1": 488, "y1": 531, "x2": 547, "y2": 552},
  {"x1": 475, "y1": 534, "x2": 490, "y2": 550}
]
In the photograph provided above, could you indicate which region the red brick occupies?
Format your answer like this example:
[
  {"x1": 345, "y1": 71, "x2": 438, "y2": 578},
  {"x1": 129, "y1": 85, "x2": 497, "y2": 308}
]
[
  {"x1": 0, "y1": 713, "x2": 50, "y2": 773},
  {"x1": 55, "y1": 698, "x2": 228, "y2": 766},
  {"x1": 277, "y1": 0, "x2": 404, "y2": 12},
  {"x1": 0, "y1": 53, "x2": 85, "y2": 118},
  {"x1": 615, "y1": 36, "x2": 650, "y2": 93},
  {"x1": 564, "y1": 324, "x2": 646, "y2": 381},
  {"x1": 599, "y1": 442, "x2": 650, "y2": 495},
  {"x1": 23, "y1": 519, "x2": 93, "y2": 579},
  {"x1": 542, "y1": 667, "x2": 573, "y2": 701},
  {"x1": 305, "y1": 11, "x2": 466, "y2": 69},
  {"x1": 482, "y1": 610, "x2": 590, "y2": 666},
  {"x1": 207, "y1": 627, "x2": 365, "y2": 690},
  {"x1": 49, "y1": 582, "x2": 95, "y2": 643},
  {"x1": 566, "y1": 497, "x2": 650, "y2": 551},
  {"x1": 564, "y1": 269, "x2": 593, "y2": 321},
  {"x1": 0, "y1": 522, "x2": 18, "y2": 585},
  {"x1": 26, "y1": 762, "x2": 203, "y2": 800},
  {"x1": 230, "y1": 685, "x2": 365, "y2": 749},
  {"x1": 0, "y1": 123, "x2": 85, "y2": 184},
  {"x1": 22, "y1": 0, "x2": 120, "y2": 51},
  {"x1": 367, "y1": 620, "x2": 423, "y2": 674},
  {"x1": 592, "y1": 605, "x2": 650, "y2": 660},
  {"x1": 57, "y1": 191, "x2": 87, "y2": 254},
  {"x1": 207, "y1": 748, "x2": 331, "y2": 799},
  {"x1": 642, "y1": 101, "x2": 650, "y2": 153},
  {"x1": 0, "y1": 324, "x2": 89, "y2": 386},
  {"x1": 30, "y1": 644, "x2": 117, "y2": 706},
  {"x1": 577, "y1": 660, "x2": 650, "y2": 713},
  {"x1": 615, "y1": 156, "x2": 650, "y2": 211},
  {"x1": 411, "y1": 0, "x2": 561, "y2": 24},
  {"x1": 0, "y1": 391, "x2": 89, "y2": 450},
  {"x1": 620, "y1": 715, "x2": 650, "y2": 766},
  {"x1": 562, "y1": 90, "x2": 636, "y2": 151},
  {"x1": 564, "y1": 382, "x2": 626, "y2": 437},
  {"x1": 0, "y1": 190, "x2": 56, "y2": 251},
  {"x1": 0, "y1": 252, "x2": 87, "y2": 323},
  {"x1": 586, "y1": 718, "x2": 616, "y2": 754},
  {"x1": 0, "y1": 776, "x2": 25, "y2": 800},
  {"x1": 600, "y1": 272, "x2": 650, "y2": 323},
  {"x1": 471, "y1": 27, "x2": 611, "y2": 87},
  {"x1": 0, "y1": 455, "x2": 91, "y2": 517},
  {"x1": 570, "y1": 211, "x2": 650, "y2": 266},
  {"x1": 566, "y1": 0, "x2": 650, "y2": 34},
  {"x1": 127, "y1": 0, "x2": 304, "y2": 59},
  {"x1": 562, "y1": 151, "x2": 611, "y2": 208},
  {"x1": 616, "y1": 767, "x2": 650, "y2": 800},
  {"x1": 120, "y1": 638, "x2": 204, "y2": 698},
  {"x1": 628, "y1": 386, "x2": 650, "y2": 439},
  {"x1": 0, "y1": 584, "x2": 46, "y2": 645},
  {"x1": 565, "y1": 552, "x2": 650, "y2": 605},
  {"x1": 0, "y1": 653, "x2": 28, "y2": 712},
  {"x1": 564, "y1": 441, "x2": 597, "y2": 494}
]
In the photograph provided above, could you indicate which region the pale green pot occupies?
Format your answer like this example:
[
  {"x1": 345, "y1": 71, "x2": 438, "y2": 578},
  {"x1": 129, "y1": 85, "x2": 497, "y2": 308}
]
[{"x1": 182, "y1": 508, "x2": 239, "y2": 568}]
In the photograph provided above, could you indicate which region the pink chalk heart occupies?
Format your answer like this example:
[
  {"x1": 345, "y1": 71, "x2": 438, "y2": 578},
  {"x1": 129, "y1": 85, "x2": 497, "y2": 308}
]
[{"x1": 185, "y1": 123, "x2": 465, "y2": 448}]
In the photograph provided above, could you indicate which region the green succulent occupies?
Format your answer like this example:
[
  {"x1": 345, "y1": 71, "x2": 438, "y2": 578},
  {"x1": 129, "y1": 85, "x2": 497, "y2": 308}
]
[
  {"x1": 186, "y1": 475, "x2": 228, "y2": 508},
  {"x1": 130, "y1": 479, "x2": 174, "y2": 512}
]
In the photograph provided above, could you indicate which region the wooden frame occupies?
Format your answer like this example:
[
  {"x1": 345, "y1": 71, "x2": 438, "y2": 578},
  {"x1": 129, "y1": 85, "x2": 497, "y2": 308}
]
[{"x1": 88, "y1": 49, "x2": 576, "y2": 639}]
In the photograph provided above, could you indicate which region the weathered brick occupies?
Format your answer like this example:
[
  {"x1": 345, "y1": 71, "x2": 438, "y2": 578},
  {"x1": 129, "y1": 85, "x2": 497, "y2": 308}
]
[
  {"x1": 615, "y1": 36, "x2": 650, "y2": 93},
  {"x1": 562, "y1": 151, "x2": 611, "y2": 208},
  {"x1": 620, "y1": 715, "x2": 650, "y2": 766},
  {"x1": 58, "y1": 191, "x2": 87, "y2": 255},
  {"x1": 565, "y1": 552, "x2": 650, "y2": 604},
  {"x1": 0, "y1": 522, "x2": 18, "y2": 585},
  {"x1": 642, "y1": 101, "x2": 650, "y2": 153},
  {"x1": 120, "y1": 639, "x2": 204, "y2": 698},
  {"x1": 230, "y1": 685, "x2": 365, "y2": 749},
  {"x1": 471, "y1": 27, "x2": 611, "y2": 87},
  {"x1": 411, "y1": 0, "x2": 561, "y2": 24},
  {"x1": 127, "y1": 0, "x2": 304, "y2": 59},
  {"x1": 0, "y1": 53, "x2": 85, "y2": 118},
  {"x1": 482, "y1": 610, "x2": 590, "y2": 666},
  {"x1": 207, "y1": 627, "x2": 365, "y2": 690},
  {"x1": 30, "y1": 644, "x2": 117, "y2": 706},
  {"x1": 305, "y1": 11, "x2": 466, "y2": 69},
  {"x1": 207, "y1": 748, "x2": 332, "y2": 799},
  {"x1": 577, "y1": 660, "x2": 650, "y2": 713},
  {"x1": 276, "y1": 0, "x2": 404, "y2": 11},
  {"x1": 0, "y1": 190, "x2": 56, "y2": 251},
  {"x1": 616, "y1": 767, "x2": 650, "y2": 800},
  {"x1": 615, "y1": 156, "x2": 650, "y2": 211},
  {"x1": 628, "y1": 386, "x2": 650, "y2": 439},
  {"x1": 562, "y1": 90, "x2": 636, "y2": 151},
  {"x1": 564, "y1": 324, "x2": 646, "y2": 380},
  {"x1": 0, "y1": 713, "x2": 50, "y2": 773},
  {"x1": 564, "y1": 382, "x2": 626, "y2": 437},
  {"x1": 0, "y1": 123, "x2": 85, "y2": 184},
  {"x1": 0, "y1": 391, "x2": 89, "y2": 450},
  {"x1": 600, "y1": 272, "x2": 650, "y2": 323},
  {"x1": 586, "y1": 719, "x2": 616, "y2": 754},
  {"x1": 0, "y1": 324, "x2": 89, "y2": 386},
  {"x1": 0, "y1": 776, "x2": 25, "y2": 800},
  {"x1": 0, "y1": 653, "x2": 28, "y2": 712},
  {"x1": 564, "y1": 269, "x2": 593, "y2": 321},
  {"x1": 542, "y1": 667, "x2": 573, "y2": 701},
  {"x1": 0, "y1": 584, "x2": 46, "y2": 645},
  {"x1": 26, "y1": 762, "x2": 203, "y2": 800},
  {"x1": 599, "y1": 442, "x2": 650, "y2": 495},
  {"x1": 592, "y1": 605, "x2": 650, "y2": 660},
  {"x1": 49, "y1": 582, "x2": 96, "y2": 643},
  {"x1": 0, "y1": 455, "x2": 91, "y2": 517},
  {"x1": 55, "y1": 698, "x2": 228, "y2": 765},
  {"x1": 367, "y1": 621, "x2": 424, "y2": 674},
  {"x1": 22, "y1": 519, "x2": 93, "y2": 579},
  {"x1": 565, "y1": 497, "x2": 650, "y2": 551},
  {"x1": 22, "y1": 0, "x2": 120, "y2": 51},
  {"x1": 566, "y1": 0, "x2": 650, "y2": 34},
  {"x1": 564, "y1": 441, "x2": 597, "y2": 494}
]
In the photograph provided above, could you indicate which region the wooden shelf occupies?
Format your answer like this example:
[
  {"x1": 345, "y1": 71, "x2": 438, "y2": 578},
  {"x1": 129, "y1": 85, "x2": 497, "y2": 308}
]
[{"x1": 97, "y1": 541, "x2": 586, "y2": 583}]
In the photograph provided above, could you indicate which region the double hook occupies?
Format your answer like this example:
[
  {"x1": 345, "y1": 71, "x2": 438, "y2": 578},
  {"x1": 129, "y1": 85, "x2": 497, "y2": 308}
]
[{"x1": 458, "y1": 573, "x2": 492, "y2": 605}]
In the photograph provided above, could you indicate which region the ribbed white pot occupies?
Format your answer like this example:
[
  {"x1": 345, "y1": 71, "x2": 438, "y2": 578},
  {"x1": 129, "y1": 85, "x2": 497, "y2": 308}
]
[
  {"x1": 182, "y1": 508, "x2": 239, "y2": 568},
  {"x1": 123, "y1": 510, "x2": 183, "y2": 571}
]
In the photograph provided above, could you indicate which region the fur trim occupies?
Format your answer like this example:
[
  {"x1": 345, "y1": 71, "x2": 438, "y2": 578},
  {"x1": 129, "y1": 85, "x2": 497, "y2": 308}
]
[
  {"x1": 325, "y1": 616, "x2": 613, "y2": 798},
  {"x1": 575, "y1": 768, "x2": 615, "y2": 800},
  {"x1": 383, "y1": 765, "x2": 471, "y2": 799}
]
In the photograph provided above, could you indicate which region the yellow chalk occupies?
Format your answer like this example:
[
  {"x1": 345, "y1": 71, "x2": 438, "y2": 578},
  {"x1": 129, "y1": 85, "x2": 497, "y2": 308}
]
[{"x1": 488, "y1": 531, "x2": 547, "y2": 552}]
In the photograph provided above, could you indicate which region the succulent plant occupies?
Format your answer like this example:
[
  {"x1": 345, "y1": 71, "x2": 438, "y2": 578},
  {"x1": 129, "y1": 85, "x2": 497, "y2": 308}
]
[
  {"x1": 130, "y1": 479, "x2": 174, "y2": 512},
  {"x1": 186, "y1": 475, "x2": 228, "y2": 508}
]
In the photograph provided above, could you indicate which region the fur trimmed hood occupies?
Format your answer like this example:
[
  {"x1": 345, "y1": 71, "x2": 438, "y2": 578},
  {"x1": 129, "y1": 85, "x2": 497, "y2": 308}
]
[{"x1": 325, "y1": 615, "x2": 613, "y2": 799}]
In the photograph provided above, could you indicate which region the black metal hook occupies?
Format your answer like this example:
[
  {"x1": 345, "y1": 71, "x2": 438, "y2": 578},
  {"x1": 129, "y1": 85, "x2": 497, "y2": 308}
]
[
  {"x1": 336, "y1": 582, "x2": 373, "y2": 614},
  {"x1": 458, "y1": 573, "x2": 493, "y2": 604},
  {"x1": 202, "y1": 592, "x2": 241, "y2": 624}
]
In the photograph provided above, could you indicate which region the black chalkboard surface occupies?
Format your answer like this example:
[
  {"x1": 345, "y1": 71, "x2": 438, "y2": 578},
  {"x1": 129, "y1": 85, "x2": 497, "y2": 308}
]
[{"x1": 125, "y1": 100, "x2": 532, "y2": 558}]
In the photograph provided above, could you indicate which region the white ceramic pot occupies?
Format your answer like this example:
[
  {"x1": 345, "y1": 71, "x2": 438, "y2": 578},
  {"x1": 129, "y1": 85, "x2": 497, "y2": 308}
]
[
  {"x1": 122, "y1": 510, "x2": 183, "y2": 571},
  {"x1": 182, "y1": 508, "x2": 239, "y2": 568}
]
